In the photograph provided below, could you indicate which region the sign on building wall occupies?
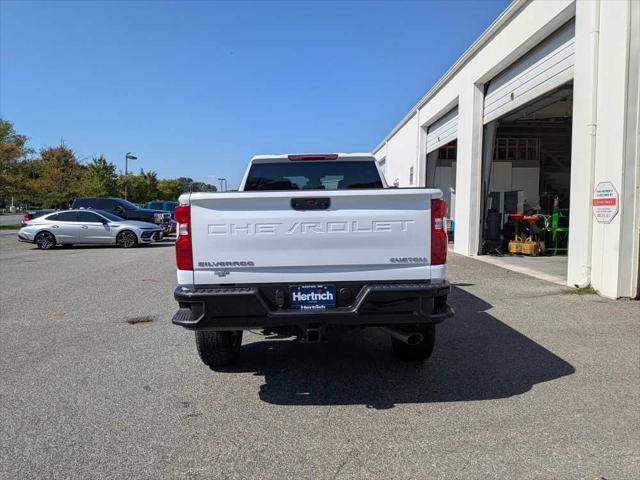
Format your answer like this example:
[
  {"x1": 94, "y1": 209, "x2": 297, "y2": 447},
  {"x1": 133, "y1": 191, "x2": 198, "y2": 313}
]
[{"x1": 592, "y1": 181, "x2": 619, "y2": 224}]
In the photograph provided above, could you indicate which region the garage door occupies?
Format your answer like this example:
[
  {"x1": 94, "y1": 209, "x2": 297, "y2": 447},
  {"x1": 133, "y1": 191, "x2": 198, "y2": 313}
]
[
  {"x1": 483, "y1": 19, "x2": 575, "y2": 124},
  {"x1": 426, "y1": 106, "x2": 458, "y2": 153}
]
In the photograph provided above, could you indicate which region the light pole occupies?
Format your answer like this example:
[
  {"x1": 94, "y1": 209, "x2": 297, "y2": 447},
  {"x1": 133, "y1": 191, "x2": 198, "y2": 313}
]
[
  {"x1": 218, "y1": 177, "x2": 227, "y2": 192},
  {"x1": 124, "y1": 152, "x2": 137, "y2": 199}
]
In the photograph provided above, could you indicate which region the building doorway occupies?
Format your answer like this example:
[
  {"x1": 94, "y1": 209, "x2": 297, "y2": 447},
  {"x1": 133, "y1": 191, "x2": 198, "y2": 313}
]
[
  {"x1": 426, "y1": 139, "x2": 457, "y2": 240},
  {"x1": 479, "y1": 82, "x2": 573, "y2": 283}
]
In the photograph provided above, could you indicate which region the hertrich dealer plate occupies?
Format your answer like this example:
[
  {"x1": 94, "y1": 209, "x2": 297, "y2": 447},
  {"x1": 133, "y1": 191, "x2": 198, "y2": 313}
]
[{"x1": 290, "y1": 285, "x2": 336, "y2": 310}]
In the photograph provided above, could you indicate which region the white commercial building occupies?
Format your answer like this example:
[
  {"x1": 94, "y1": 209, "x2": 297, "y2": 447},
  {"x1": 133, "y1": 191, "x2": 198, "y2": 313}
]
[{"x1": 374, "y1": 0, "x2": 639, "y2": 298}]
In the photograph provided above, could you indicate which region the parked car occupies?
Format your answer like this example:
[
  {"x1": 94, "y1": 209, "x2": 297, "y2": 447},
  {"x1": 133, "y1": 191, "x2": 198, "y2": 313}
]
[
  {"x1": 145, "y1": 200, "x2": 179, "y2": 217},
  {"x1": 145, "y1": 201, "x2": 178, "y2": 234},
  {"x1": 18, "y1": 209, "x2": 163, "y2": 249},
  {"x1": 171, "y1": 153, "x2": 453, "y2": 367},
  {"x1": 166, "y1": 218, "x2": 177, "y2": 235},
  {"x1": 71, "y1": 197, "x2": 172, "y2": 234},
  {"x1": 21, "y1": 209, "x2": 57, "y2": 225}
]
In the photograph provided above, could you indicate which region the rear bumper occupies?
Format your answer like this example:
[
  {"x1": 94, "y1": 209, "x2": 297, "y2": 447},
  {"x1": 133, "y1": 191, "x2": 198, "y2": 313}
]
[{"x1": 172, "y1": 281, "x2": 453, "y2": 330}]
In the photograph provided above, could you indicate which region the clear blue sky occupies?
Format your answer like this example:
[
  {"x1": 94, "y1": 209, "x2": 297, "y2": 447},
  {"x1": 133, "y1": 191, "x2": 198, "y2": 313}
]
[{"x1": 1, "y1": 0, "x2": 509, "y2": 188}]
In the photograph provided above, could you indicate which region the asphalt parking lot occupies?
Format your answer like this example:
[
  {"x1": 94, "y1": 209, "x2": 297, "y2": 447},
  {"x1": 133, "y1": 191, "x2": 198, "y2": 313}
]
[{"x1": 1, "y1": 231, "x2": 638, "y2": 479}]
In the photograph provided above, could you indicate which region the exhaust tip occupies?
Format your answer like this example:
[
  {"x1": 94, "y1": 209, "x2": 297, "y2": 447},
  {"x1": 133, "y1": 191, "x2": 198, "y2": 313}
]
[{"x1": 380, "y1": 326, "x2": 424, "y2": 346}]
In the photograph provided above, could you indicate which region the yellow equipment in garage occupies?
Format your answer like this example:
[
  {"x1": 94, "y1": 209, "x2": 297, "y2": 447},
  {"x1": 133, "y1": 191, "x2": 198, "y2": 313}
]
[
  {"x1": 521, "y1": 236, "x2": 541, "y2": 256},
  {"x1": 508, "y1": 235, "x2": 524, "y2": 254}
]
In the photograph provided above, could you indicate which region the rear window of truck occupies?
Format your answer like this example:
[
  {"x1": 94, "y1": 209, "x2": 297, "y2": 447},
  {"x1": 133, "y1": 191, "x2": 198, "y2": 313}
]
[{"x1": 244, "y1": 161, "x2": 383, "y2": 191}]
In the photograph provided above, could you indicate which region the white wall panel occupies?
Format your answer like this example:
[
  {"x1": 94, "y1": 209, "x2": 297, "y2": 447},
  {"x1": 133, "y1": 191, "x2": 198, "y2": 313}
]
[
  {"x1": 490, "y1": 162, "x2": 512, "y2": 192},
  {"x1": 434, "y1": 166, "x2": 456, "y2": 216},
  {"x1": 484, "y1": 19, "x2": 575, "y2": 124},
  {"x1": 426, "y1": 107, "x2": 458, "y2": 153},
  {"x1": 511, "y1": 167, "x2": 540, "y2": 207},
  {"x1": 385, "y1": 113, "x2": 419, "y2": 187}
]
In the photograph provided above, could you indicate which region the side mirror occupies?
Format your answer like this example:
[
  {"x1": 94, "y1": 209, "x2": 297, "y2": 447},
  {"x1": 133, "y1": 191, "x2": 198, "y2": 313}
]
[
  {"x1": 114, "y1": 206, "x2": 124, "y2": 213},
  {"x1": 101, "y1": 218, "x2": 109, "y2": 224}
]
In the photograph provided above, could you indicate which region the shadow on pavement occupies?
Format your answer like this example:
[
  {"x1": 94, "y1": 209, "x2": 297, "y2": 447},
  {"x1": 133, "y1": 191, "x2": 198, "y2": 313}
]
[{"x1": 221, "y1": 286, "x2": 575, "y2": 409}]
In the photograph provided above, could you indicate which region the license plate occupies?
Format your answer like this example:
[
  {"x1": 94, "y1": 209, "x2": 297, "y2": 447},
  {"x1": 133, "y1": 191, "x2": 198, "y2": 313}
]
[{"x1": 290, "y1": 285, "x2": 336, "y2": 310}]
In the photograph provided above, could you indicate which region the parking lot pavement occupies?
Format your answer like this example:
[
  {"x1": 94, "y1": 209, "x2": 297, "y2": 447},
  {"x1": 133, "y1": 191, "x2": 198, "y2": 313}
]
[{"x1": 1, "y1": 234, "x2": 638, "y2": 480}]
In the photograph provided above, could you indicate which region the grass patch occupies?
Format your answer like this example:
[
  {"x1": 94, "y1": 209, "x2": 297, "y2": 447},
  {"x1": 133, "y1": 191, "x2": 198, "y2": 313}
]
[
  {"x1": 0, "y1": 224, "x2": 20, "y2": 230},
  {"x1": 567, "y1": 285, "x2": 598, "y2": 295}
]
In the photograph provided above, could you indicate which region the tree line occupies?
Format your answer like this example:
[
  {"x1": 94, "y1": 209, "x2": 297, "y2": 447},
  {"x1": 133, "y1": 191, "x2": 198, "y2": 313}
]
[{"x1": 0, "y1": 118, "x2": 216, "y2": 209}]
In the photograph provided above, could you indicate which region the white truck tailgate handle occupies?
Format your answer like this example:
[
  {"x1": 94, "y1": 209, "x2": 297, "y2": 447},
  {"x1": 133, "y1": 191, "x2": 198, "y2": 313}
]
[{"x1": 290, "y1": 197, "x2": 331, "y2": 211}]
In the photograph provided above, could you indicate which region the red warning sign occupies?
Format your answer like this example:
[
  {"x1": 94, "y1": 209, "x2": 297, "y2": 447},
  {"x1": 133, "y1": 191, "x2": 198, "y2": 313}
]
[{"x1": 592, "y1": 181, "x2": 619, "y2": 224}]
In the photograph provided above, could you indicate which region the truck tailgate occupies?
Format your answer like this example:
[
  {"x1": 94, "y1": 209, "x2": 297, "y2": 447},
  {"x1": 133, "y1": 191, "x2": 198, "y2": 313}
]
[{"x1": 187, "y1": 189, "x2": 439, "y2": 285}]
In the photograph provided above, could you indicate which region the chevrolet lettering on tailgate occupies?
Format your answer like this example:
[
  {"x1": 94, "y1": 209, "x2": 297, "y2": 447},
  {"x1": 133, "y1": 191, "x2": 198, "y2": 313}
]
[{"x1": 207, "y1": 220, "x2": 415, "y2": 236}]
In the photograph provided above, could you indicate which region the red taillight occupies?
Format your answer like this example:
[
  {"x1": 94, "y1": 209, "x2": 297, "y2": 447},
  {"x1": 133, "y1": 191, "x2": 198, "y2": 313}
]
[
  {"x1": 23, "y1": 212, "x2": 31, "y2": 221},
  {"x1": 431, "y1": 199, "x2": 448, "y2": 266},
  {"x1": 174, "y1": 205, "x2": 192, "y2": 271}
]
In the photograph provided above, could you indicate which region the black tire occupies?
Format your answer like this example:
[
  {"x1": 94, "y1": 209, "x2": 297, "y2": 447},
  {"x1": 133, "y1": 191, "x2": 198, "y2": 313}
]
[
  {"x1": 195, "y1": 330, "x2": 243, "y2": 368},
  {"x1": 35, "y1": 231, "x2": 56, "y2": 250},
  {"x1": 116, "y1": 230, "x2": 138, "y2": 248},
  {"x1": 391, "y1": 324, "x2": 436, "y2": 362}
]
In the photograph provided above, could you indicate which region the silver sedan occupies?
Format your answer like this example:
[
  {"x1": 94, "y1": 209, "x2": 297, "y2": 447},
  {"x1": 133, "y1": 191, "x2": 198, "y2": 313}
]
[{"x1": 18, "y1": 209, "x2": 164, "y2": 250}]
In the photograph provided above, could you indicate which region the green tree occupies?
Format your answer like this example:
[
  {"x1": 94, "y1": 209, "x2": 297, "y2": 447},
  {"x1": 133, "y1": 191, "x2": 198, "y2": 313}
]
[
  {"x1": 191, "y1": 181, "x2": 217, "y2": 192},
  {"x1": 1, "y1": 120, "x2": 221, "y2": 207},
  {"x1": 157, "y1": 179, "x2": 182, "y2": 201},
  {"x1": 80, "y1": 156, "x2": 118, "y2": 197},
  {"x1": 35, "y1": 146, "x2": 85, "y2": 208},
  {"x1": 13, "y1": 157, "x2": 41, "y2": 206},
  {"x1": 157, "y1": 177, "x2": 193, "y2": 200},
  {"x1": 0, "y1": 118, "x2": 33, "y2": 203},
  {"x1": 118, "y1": 168, "x2": 159, "y2": 204}
]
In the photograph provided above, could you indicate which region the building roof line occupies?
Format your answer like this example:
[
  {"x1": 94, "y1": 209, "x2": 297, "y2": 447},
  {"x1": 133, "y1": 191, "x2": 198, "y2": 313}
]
[{"x1": 373, "y1": 0, "x2": 528, "y2": 153}]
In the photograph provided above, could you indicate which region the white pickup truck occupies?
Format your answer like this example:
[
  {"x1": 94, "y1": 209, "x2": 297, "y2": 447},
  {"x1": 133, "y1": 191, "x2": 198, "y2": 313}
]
[{"x1": 172, "y1": 153, "x2": 453, "y2": 367}]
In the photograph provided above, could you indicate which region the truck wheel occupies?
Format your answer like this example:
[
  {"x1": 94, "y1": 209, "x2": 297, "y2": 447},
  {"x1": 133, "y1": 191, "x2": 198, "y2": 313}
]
[
  {"x1": 195, "y1": 330, "x2": 243, "y2": 368},
  {"x1": 391, "y1": 324, "x2": 436, "y2": 362}
]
